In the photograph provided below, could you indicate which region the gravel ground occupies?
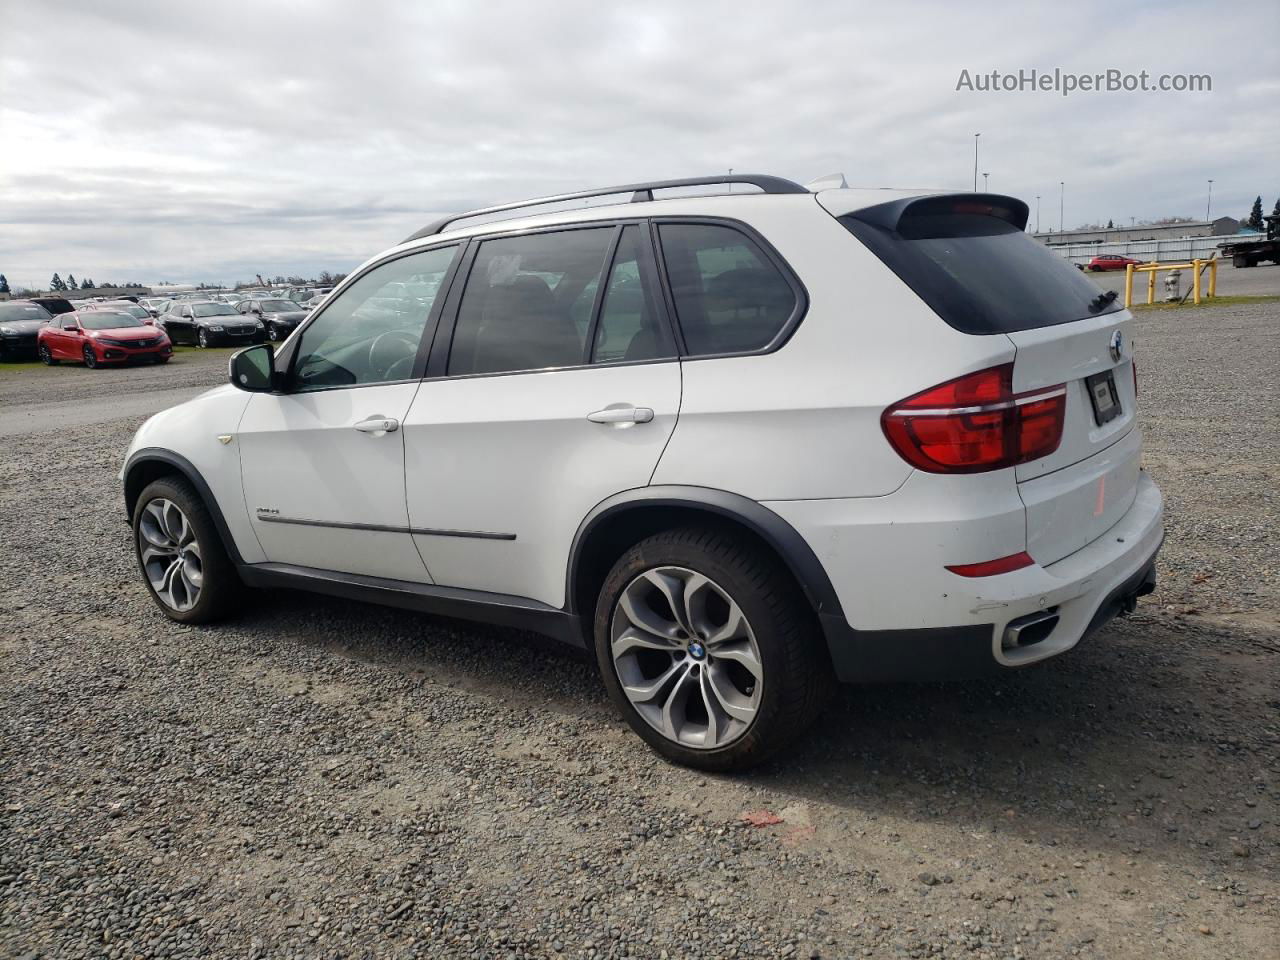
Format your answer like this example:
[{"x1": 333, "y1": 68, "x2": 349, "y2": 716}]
[{"x1": 2, "y1": 303, "x2": 1277, "y2": 959}]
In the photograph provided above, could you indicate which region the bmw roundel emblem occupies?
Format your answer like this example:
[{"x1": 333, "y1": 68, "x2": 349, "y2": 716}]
[
  {"x1": 687, "y1": 641, "x2": 706, "y2": 660},
  {"x1": 1109, "y1": 330, "x2": 1123, "y2": 363}
]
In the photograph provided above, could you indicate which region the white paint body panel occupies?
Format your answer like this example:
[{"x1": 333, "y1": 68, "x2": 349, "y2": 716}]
[
  {"x1": 121, "y1": 385, "x2": 265, "y2": 565},
  {"x1": 237, "y1": 384, "x2": 432, "y2": 582},
  {"x1": 402, "y1": 362, "x2": 681, "y2": 607}
]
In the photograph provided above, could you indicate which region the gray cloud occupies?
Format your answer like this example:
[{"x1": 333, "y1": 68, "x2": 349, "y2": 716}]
[{"x1": 1, "y1": 0, "x2": 1276, "y2": 288}]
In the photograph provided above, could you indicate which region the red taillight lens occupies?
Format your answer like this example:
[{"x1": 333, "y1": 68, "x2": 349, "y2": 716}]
[
  {"x1": 882, "y1": 364, "x2": 1066, "y2": 473},
  {"x1": 945, "y1": 551, "x2": 1035, "y2": 577}
]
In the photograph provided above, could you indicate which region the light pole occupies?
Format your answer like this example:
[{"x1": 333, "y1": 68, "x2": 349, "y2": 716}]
[
  {"x1": 973, "y1": 133, "x2": 980, "y2": 191},
  {"x1": 982, "y1": 172, "x2": 989, "y2": 191},
  {"x1": 1036, "y1": 195, "x2": 1041, "y2": 232},
  {"x1": 1059, "y1": 181, "x2": 1065, "y2": 232},
  {"x1": 1206, "y1": 179, "x2": 1213, "y2": 221}
]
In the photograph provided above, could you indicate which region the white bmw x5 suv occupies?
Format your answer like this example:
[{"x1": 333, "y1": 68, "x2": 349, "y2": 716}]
[{"x1": 122, "y1": 175, "x2": 1163, "y2": 771}]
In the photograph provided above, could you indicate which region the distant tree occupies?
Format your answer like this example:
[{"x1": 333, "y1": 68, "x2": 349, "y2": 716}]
[
  {"x1": 0, "y1": 274, "x2": 9, "y2": 294},
  {"x1": 81, "y1": 278, "x2": 93, "y2": 289},
  {"x1": 1248, "y1": 196, "x2": 1265, "y2": 230},
  {"x1": 50, "y1": 273, "x2": 65, "y2": 291},
  {"x1": 1106, "y1": 218, "x2": 1114, "y2": 229},
  {"x1": 1272, "y1": 198, "x2": 1280, "y2": 217},
  {"x1": 66, "y1": 273, "x2": 77, "y2": 290}
]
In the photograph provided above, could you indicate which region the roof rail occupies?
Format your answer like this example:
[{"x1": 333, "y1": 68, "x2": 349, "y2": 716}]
[{"x1": 403, "y1": 174, "x2": 808, "y2": 242}]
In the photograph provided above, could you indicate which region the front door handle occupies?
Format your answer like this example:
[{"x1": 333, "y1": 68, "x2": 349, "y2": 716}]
[
  {"x1": 587, "y1": 405, "x2": 655, "y2": 425},
  {"x1": 354, "y1": 416, "x2": 399, "y2": 434}
]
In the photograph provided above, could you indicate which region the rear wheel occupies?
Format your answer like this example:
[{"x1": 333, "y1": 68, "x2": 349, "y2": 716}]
[
  {"x1": 82, "y1": 344, "x2": 98, "y2": 368},
  {"x1": 133, "y1": 476, "x2": 240, "y2": 624},
  {"x1": 594, "y1": 526, "x2": 832, "y2": 772},
  {"x1": 39, "y1": 344, "x2": 57, "y2": 365}
]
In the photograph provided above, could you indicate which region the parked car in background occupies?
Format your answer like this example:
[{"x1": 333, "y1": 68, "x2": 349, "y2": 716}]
[
  {"x1": 139, "y1": 298, "x2": 169, "y2": 316},
  {"x1": 0, "y1": 300, "x2": 54, "y2": 360},
  {"x1": 1087, "y1": 254, "x2": 1146, "y2": 272},
  {"x1": 82, "y1": 300, "x2": 157, "y2": 325},
  {"x1": 38, "y1": 309, "x2": 171, "y2": 367},
  {"x1": 159, "y1": 300, "x2": 264, "y2": 347},
  {"x1": 120, "y1": 175, "x2": 1163, "y2": 771},
  {"x1": 27, "y1": 296, "x2": 75, "y2": 316},
  {"x1": 237, "y1": 297, "x2": 309, "y2": 341}
]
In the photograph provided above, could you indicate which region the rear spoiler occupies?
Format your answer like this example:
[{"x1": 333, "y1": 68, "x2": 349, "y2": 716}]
[{"x1": 846, "y1": 193, "x2": 1030, "y2": 235}]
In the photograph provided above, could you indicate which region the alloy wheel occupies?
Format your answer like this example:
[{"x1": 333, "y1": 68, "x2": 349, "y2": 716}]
[
  {"x1": 609, "y1": 566, "x2": 763, "y2": 750},
  {"x1": 82, "y1": 344, "x2": 97, "y2": 368},
  {"x1": 197, "y1": 328, "x2": 209, "y2": 348},
  {"x1": 138, "y1": 498, "x2": 203, "y2": 611},
  {"x1": 39, "y1": 344, "x2": 55, "y2": 365}
]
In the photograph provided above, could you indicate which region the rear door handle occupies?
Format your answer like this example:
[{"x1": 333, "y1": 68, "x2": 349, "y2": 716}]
[
  {"x1": 587, "y1": 406, "x2": 654, "y2": 425},
  {"x1": 354, "y1": 416, "x2": 399, "y2": 434}
]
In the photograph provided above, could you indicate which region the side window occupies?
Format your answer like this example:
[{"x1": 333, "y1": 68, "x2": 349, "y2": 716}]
[
  {"x1": 292, "y1": 244, "x2": 457, "y2": 391},
  {"x1": 591, "y1": 226, "x2": 674, "y2": 363},
  {"x1": 657, "y1": 223, "x2": 797, "y2": 356},
  {"x1": 448, "y1": 228, "x2": 614, "y2": 376},
  {"x1": 61, "y1": 316, "x2": 79, "y2": 330}
]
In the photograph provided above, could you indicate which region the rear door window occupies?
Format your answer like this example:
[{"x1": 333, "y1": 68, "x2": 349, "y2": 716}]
[
  {"x1": 592, "y1": 226, "x2": 675, "y2": 363},
  {"x1": 839, "y1": 200, "x2": 1122, "y2": 334},
  {"x1": 656, "y1": 223, "x2": 797, "y2": 356},
  {"x1": 447, "y1": 227, "x2": 615, "y2": 376}
]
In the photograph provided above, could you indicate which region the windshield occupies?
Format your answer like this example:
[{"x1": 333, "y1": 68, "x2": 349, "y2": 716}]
[
  {"x1": 0, "y1": 303, "x2": 52, "y2": 322},
  {"x1": 840, "y1": 209, "x2": 1122, "y2": 334},
  {"x1": 260, "y1": 300, "x2": 297, "y2": 312},
  {"x1": 80, "y1": 313, "x2": 146, "y2": 330},
  {"x1": 193, "y1": 303, "x2": 237, "y2": 317}
]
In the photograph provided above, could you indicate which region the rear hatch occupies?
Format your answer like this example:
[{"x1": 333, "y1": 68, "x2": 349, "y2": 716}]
[{"x1": 829, "y1": 193, "x2": 1141, "y2": 566}]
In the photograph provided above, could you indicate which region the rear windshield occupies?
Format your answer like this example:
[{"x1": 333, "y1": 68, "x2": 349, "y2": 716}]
[{"x1": 839, "y1": 212, "x2": 1121, "y2": 334}]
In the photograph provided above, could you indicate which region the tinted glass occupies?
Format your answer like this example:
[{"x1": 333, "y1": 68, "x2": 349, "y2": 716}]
[
  {"x1": 0, "y1": 303, "x2": 51, "y2": 321},
  {"x1": 61, "y1": 317, "x2": 79, "y2": 329},
  {"x1": 839, "y1": 212, "x2": 1122, "y2": 334},
  {"x1": 592, "y1": 226, "x2": 673, "y2": 363},
  {"x1": 293, "y1": 245, "x2": 457, "y2": 390},
  {"x1": 193, "y1": 303, "x2": 237, "y2": 317},
  {"x1": 657, "y1": 223, "x2": 796, "y2": 356},
  {"x1": 448, "y1": 228, "x2": 613, "y2": 375},
  {"x1": 260, "y1": 300, "x2": 296, "y2": 312}
]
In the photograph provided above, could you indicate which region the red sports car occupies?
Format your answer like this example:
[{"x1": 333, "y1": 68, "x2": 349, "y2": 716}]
[
  {"x1": 1086, "y1": 254, "x2": 1146, "y2": 272},
  {"x1": 37, "y1": 309, "x2": 172, "y2": 368}
]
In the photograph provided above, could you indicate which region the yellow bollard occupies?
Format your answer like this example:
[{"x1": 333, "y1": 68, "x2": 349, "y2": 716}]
[
  {"x1": 1147, "y1": 266, "x2": 1156, "y2": 306},
  {"x1": 1193, "y1": 259, "x2": 1202, "y2": 305},
  {"x1": 1209, "y1": 259, "x2": 1217, "y2": 298},
  {"x1": 1124, "y1": 263, "x2": 1135, "y2": 309}
]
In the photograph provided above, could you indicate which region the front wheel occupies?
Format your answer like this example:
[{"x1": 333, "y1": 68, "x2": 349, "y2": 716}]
[
  {"x1": 594, "y1": 527, "x2": 833, "y2": 772},
  {"x1": 133, "y1": 476, "x2": 241, "y2": 623},
  {"x1": 197, "y1": 328, "x2": 210, "y2": 348},
  {"x1": 83, "y1": 344, "x2": 99, "y2": 368},
  {"x1": 39, "y1": 344, "x2": 57, "y2": 365},
  {"x1": 266, "y1": 323, "x2": 280, "y2": 342}
]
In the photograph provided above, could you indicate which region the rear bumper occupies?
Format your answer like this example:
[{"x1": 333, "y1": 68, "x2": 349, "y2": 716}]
[{"x1": 769, "y1": 471, "x2": 1164, "y2": 683}]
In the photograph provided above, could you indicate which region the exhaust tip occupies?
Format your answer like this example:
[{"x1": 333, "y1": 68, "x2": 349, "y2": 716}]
[{"x1": 1002, "y1": 609, "x2": 1059, "y2": 650}]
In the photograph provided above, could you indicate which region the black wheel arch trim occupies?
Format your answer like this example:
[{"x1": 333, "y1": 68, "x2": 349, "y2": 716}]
[
  {"x1": 565, "y1": 485, "x2": 846, "y2": 621},
  {"x1": 122, "y1": 448, "x2": 245, "y2": 565}
]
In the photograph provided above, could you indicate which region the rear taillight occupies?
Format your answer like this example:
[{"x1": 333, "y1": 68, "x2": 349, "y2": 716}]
[
  {"x1": 945, "y1": 551, "x2": 1035, "y2": 577},
  {"x1": 882, "y1": 364, "x2": 1066, "y2": 473}
]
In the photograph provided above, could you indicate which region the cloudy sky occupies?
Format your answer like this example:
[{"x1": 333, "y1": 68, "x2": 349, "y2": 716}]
[{"x1": 1, "y1": 0, "x2": 1276, "y2": 289}]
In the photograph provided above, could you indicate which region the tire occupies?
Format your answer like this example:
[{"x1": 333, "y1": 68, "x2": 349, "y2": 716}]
[
  {"x1": 197, "y1": 328, "x2": 209, "y2": 348},
  {"x1": 153, "y1": 354, "x2": 170, "y2": 364},
  {"x1": 267, "y1": 323, "x2": 280, "y2": 342},
  {"x1": 1088, "y1": 265, "x2": 1101, "y2": 272},
  {"x1": 39, "y1": 344, "x2": 57, "y2": 365},
  {"x1": 132, "y1": 476, "x2": 241, "y2": 624},
  {"x1": 83, "y1": 344, "x2": 99, "y2": 368},
  {"x1": 593, "y1": 526, "x2": 833, "y2": 772}
]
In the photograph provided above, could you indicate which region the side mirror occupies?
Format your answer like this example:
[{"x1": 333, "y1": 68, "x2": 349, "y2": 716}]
[
  {"x1": 148, "y1": 309, "x2": 159, "y2": 317},
  {"x1": 229, "y1": 343, "x2": 276, "y2": 392}
]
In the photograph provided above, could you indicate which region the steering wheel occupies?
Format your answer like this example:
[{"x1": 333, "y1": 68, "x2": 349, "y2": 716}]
[{"x1": 367, "y1": 330, "x2": 419, "y2": 381}]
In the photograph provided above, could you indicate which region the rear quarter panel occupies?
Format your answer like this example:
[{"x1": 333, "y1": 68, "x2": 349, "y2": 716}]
[{"x1": 651, "y1": 199, "x2": 1016, "y2": 500}]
